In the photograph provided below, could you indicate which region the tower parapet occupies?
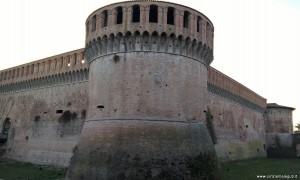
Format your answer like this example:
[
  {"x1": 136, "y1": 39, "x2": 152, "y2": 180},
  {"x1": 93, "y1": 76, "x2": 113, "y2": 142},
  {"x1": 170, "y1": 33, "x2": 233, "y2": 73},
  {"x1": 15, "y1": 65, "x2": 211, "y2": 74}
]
[{"x1": 85, "y1": 0, "x2": 214, "y2": 65}]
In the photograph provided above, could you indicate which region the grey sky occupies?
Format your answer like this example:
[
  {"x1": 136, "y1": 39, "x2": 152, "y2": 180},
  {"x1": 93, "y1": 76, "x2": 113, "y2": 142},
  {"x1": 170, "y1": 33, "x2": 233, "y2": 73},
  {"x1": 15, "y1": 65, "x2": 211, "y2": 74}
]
[{"x1": 0, "y1": 0, "x2": 299, "y2": 127}]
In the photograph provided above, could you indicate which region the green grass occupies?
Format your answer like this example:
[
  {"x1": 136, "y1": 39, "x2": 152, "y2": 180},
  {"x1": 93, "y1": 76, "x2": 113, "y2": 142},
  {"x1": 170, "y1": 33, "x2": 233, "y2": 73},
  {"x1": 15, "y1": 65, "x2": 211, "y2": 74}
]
[
  {"x1": 221, "y1": 158, "x2": 300, "y2": 180},
  {"x1": 1, "y1": 158, "x2": 300, "y2": 180},
  {"x1": 0, "y1": 159, "x2": 65, "y2": 180}
]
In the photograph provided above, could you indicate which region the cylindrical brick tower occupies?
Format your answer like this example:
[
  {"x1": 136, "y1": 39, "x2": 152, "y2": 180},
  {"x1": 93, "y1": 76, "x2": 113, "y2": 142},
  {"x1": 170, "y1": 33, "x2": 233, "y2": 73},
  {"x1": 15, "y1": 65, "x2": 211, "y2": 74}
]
[{"x1": 67, "y1": 1, "x2": 217, "y2": 179}]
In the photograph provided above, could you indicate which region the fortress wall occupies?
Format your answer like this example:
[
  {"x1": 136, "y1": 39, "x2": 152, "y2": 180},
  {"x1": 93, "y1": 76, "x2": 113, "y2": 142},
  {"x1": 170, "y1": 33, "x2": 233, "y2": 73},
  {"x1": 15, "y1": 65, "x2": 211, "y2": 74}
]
[
  {"x1": 208, "y1": 92, "x2": 266, "y2": 161},
  {"x1": 207, "y1": 67, "x2": 267, "y2": 161},
  {"x1": 0, "y1": 50, "x2": 89, "y2": 167},
  {"x1": 0, "y1": 81, "x2": 88, "y2": 167}
]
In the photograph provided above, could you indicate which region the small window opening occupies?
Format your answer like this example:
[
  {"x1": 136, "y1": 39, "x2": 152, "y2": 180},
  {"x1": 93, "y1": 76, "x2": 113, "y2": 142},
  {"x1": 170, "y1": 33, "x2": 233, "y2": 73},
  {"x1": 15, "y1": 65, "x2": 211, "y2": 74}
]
[
  {"x1": 92, "y1": 15, "x2": 97, "y2": 31},
  {"x1": 132, "y1": 5, "x2": 140, "y2": 23},
  {"x1": 74, "y1": 53, "x2": 77, "y2": 65},
  {"x1": 149, "y1": 5, "x2": 158, "y2": 23},
  {"x1": 206, "y1": 22, "x2": 211, "y2": 41},
  {"x1": 183, "y1": 11, "x2": 190, "y2": 28},
  {"x1": 197, "y1": 16, "x2": 202, "y2": 32},
  {"x1": 67, "y1": 56, "x2": 71, "y2": 67},
  {"x1": 102, "y1": 10, "x2": 108, "y2": 27},
  {"x1": 56, "y1": 110, "x2": 63, "y2": 114},
  {"x1": 16, "y1": 69, "x2": 19, "y2": 78},
  {"x1": 86, "y1": 21, "x2": 89, "y2": 35},
  {"x1": 116, "y1": 7, "x2": 123, "y2": 24},
  {"x1": 60, "y1": 57, "x2": 63, "y2": 69},
  {"x1": 31, "y1": 64, "x2": 34, "y2": 74},
  {"x1": 167, "y1": 7, "x2": 175, "y2": 25}
]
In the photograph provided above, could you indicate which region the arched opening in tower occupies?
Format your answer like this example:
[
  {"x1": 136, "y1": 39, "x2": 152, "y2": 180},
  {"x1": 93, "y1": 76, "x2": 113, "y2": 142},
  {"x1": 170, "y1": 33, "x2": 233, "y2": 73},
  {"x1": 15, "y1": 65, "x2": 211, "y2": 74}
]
[
  {"x1": 197, "y1": 16, "x2": 202, "y2": 32},
  {"x1": 149, "y1": 5, "x2": 158, "y2": 23},
  {"x1": 116, "y1": 7, "x2": 123, "y2": 24},
  {"x1": 102, "y1": 10, "x2": 108, "y2": 27},
  {"x1": 167, "y1": 7, "x2": 175, "y2": 25},
  {"x1": 91, "y1": 15, "x2": 96, "y2": 31},
  {"x1": 0, "y1": 117, "x2": 11, "y2": 144},
  {"x1": 132, "y1": 5, "x2": 140, "y2": 23},
  {"x1": 183, "y1": 11, "x2": 190, "y2": 28}
]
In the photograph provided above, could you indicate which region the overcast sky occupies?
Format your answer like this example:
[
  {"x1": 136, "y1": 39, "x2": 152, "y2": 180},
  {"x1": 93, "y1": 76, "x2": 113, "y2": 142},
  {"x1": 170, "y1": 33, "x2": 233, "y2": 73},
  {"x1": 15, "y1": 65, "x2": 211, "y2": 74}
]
[{"x1": 0, "y1": 0, "x2": 299, "y2": 128}]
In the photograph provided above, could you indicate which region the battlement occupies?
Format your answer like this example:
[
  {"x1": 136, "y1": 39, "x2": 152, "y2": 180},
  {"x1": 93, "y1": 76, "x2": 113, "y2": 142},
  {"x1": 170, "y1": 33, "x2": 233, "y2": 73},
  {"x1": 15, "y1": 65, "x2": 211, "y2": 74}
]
[
  {"x1": 208, "y1": 67, "x2": 267, "y2": 110},
  {"x1": 0, "y1": 49, "x2": 88, "y2": 94},
  {"x1": 85, "y1": 1, "x2": 214, "y2": 64},
  {"x1": 0, "y1": 49, "x2": 87, "y2": 85},
  {"x1": 86, "y1": 1, "x2": 213, "y2": 45}
]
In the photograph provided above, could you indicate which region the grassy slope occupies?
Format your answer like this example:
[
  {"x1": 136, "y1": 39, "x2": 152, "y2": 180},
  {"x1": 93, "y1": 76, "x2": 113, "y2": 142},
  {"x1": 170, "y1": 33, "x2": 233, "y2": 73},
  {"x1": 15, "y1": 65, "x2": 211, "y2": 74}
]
[
  {"x1": 0, "y1": 159, "x2": 65, "y2": 180},
  {"x1": 222, "y1": 158, "x2": 300, "y2": 180},
  {"x1": 0, "y1": 158, "x2": 300, "y2": 180}
]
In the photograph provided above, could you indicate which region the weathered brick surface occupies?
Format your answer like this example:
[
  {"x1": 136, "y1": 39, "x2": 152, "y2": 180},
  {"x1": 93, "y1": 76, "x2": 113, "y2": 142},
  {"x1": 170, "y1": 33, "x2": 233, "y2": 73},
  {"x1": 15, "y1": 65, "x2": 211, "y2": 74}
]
[
  {"x1": 265, "y1": 105, "x2": 294, "y2": 134},
  {"x1": 0, "y1": 82, "x2": 88, "y2": 167},
  {"x1": 208, "y1": 92, "x2": 266, "y2": 161}
]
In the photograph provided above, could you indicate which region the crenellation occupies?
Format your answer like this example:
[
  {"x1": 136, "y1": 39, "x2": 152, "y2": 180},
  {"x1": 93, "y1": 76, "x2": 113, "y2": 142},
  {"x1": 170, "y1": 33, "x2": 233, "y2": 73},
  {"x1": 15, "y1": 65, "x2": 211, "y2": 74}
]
[
  {"x1": 0, "y1": 49, "x2": 87, "y2": 90},
  {"x1": 208, "y1": 67, "x2": 267, "y2": 109},
  {"x1": 21, "y1": 68, "x2": 87, "y2": 92},
  {"x1": 85, "y1": 1, "x2": 214, "y2": 51},
  {"x1": 85, "y1": 31, "x2": 213, "y2": 66}
]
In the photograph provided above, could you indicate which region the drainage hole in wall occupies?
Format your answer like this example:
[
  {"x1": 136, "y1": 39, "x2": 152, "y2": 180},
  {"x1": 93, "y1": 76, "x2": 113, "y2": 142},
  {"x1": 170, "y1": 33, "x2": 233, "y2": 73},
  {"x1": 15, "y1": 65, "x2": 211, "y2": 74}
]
[
  {"x1": 81, "y1": 110, "x2": 87, "y2": 119},
  {"x1": 97, "y1": 105, "x2": 105, "y2": 109},
  {"x1": 113, "y1": 55, "x2": 120, "y2": 63},
  {"x1": 245, "y1": 125, "x2": 249, "y2": 128},
  {"x1": 56, "y1": 110, "x2": 63, "y2": 114},
  {"x1": 34, "y1": 116, "x2": 41, "y2": 122}
]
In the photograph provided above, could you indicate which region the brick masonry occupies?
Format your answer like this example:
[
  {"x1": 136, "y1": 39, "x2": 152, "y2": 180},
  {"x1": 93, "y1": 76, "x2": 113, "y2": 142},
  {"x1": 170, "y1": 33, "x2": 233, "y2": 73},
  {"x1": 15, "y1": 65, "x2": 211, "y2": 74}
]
[{"x1": 0, "y1": 1, "x2": 294, "y2": 179}]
